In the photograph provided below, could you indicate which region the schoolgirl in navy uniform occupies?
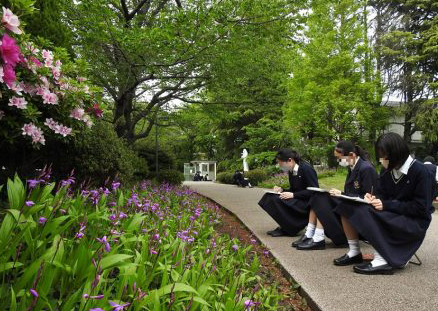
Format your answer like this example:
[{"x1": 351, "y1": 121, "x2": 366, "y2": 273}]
[
  {"x1": 294, "y1": 141, "x2": 378, "y2": 250},
  {"x1": 333, "y1": 132, "x2": 433, "y2": 274},
  {"x1": 258, "y1": 149, "x2": 319, "y2": 237}
]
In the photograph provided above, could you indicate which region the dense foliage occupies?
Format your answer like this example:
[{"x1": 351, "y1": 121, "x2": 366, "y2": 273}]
[{"x1": 0, "y1": 175, "x2": 283, "y2": 310}]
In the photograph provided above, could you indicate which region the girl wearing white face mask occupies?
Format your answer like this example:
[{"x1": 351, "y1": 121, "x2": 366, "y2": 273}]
[
  {"x1": 294, "y1": 141, "x2": 378, "y2": 251},
  {"x1": 258, "y1": 149, "x2": 319, "y2": 237},
  {"x1": 334, "y1": 132, "x2": 433, "y2": 275}
]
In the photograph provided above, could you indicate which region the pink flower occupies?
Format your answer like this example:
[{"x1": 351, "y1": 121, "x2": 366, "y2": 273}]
[
  {"x1": 30, "y1": 57, "x2": 42, "y2": 67},
  {"x1": 22, "y1": 123, "x2": 45, "y2": 145},
  {"x1": 44, "y1": 118, "x2": 72, "y2": 137},
  {"x1": 42, "y1": 91, "x2": 58, "y2": 105},
  {"x1": 2, "y1": 7, "x2": 22, "y2": 34},
  {"x1": 0, "y1": 33, "x2": 21, "y2": 66},
  {"x1": 8, "y1": 96, "x2": 27, "y2": 109},
  {"x1": 2, "y1": 64, "x2": 16, "y2": 86},
  {"x1": 70, "y1": 107, "x2": 85, "y2": 120},
  {"x1": 39, "y1": 217, "x2": 47, "y2": 225},
  {"x1": 52, "y1": 67, "x2": 61, "y2": 80},
  {"x1": 78, "y1": 77, "x2": 87, "y2": 82}
]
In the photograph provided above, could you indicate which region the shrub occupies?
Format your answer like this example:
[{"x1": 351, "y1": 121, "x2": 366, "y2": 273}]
[
  {"x1": 217, "y1": 171, "x2": 235, "y2": 184},
  {"x1": 245, "y1": 169, "x2": 268, "y2": 186},
  {"x1": 156, "y1": 169, "x2": 184, "y2": 185},
  {"x1": 258, "y1": 173, "x2": 289, "y2": 189},
  {"x1": 73, "y1": 120, "x2": 148, "y2": 184}
]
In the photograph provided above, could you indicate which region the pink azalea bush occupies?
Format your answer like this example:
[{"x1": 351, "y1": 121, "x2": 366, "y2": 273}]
[{"x1": 0, "y1": 6, "x2": 102, "y2": 147}]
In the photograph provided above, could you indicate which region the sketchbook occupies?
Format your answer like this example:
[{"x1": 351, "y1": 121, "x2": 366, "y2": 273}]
[
  {"x1": 336, "y1": 194, "x2": 369, "y2": 204},
  {"x1": 306, "y1": 187, "x2": 369, "y2": 204},
  {"x1": 264, "y1": 190, "x2": 281, "y2": 195},
  {"x1": 306, "y1": 187, "x2": 330, "y2": 193}
]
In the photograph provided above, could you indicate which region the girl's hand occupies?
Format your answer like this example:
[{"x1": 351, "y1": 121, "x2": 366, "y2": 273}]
[
  {"x1": 329, "y1": 189, "x2": 342, "y2": 196},
  {"x1": 279, "y1": 192, "x2": 294, "y2": 200},
  {"x1": 370, "y1": 199, "x2": 383, "y2": 210},
  {"x1": 364, "y1": 193, "x2": 375, "y2": 203}
]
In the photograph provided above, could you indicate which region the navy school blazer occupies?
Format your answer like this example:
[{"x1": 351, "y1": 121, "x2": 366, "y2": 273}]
[{"x1": 288, "y1": 161, "x2": 319, "y2": 200}]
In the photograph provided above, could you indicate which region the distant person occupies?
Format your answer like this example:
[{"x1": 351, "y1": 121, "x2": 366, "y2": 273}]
[
  {"x1": 258, "y1": 149, "x2": 318, "y2": 237},
  {"x1": 204, "y1": 174, "x2": 209, "y2": 181},
  {"x1": 193, "y1": 171, "x2": 201, "y2": 181},
  {"x1": 233, "y1": 170, "x2": 252, "y2": 188}
]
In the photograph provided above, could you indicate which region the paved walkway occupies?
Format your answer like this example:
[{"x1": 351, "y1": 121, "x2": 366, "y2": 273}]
[{"x1": 185, "y1": 181, "x2": 438, "y2": 311}]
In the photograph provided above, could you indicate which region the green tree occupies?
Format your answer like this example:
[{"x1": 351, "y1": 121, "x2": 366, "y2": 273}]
[
  {"x1": 62, "y1": 0, "x2": 297, "y2": 144},
  {"x1": 285, "y1": 0, "x2": 386, "y2": 147}
]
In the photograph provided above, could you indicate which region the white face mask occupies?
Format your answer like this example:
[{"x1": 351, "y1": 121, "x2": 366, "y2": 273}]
[
  {"x1": 338, "y1": 158, "x2": 349, "y2": 167},
  {"x1": 280, "y1": 165, "x2": 290, "y2": 172}
]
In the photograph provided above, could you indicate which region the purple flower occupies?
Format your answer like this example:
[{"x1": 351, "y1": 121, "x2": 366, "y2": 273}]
[
  {"x1": 30, "y1": 288, "x2": 38, "y2": 297},
  {"x1": 39, "y1": 217, "x2": 47, "y2": 225},
  {"x1": 109, "y1": 301, "x2": 130, "y2": 311},
  {"x1": 92, "y1": 274, "x2": 101, "y2": 288},
  {"x1": 153, "y1": 234, "x2": 160, "y2": 241},
  {"x1": 27, "y1": 179, "x2": 40, "y2": 188},
  {"x1": 76, "y1": 224, "x2": 86, "y2": 239},
  {"x1": 109, "y1": 214, "x2": 117, "y2": 221},
  {"x1": 112, "y1": 181, "x2": 120, "y2": 191},
  {"x1": 119, "y1": 212, "x2": 128, "y2": 219},
  {"x1": 97, "y1": 236, "x2": 111, "y2": 252},
  {"x1": 84, "y1": 293, "x2": 104, "y2": 300},
  {"x1": 25, "y1": 200, "x2": 35, "y2": 207},
  {"x1": 150, "y1": 249, "x2": 158, "y2": 255},
  {"x1": 244, "y1": 300, "x2": 256, "y2": 310},
  {"x1": 232, "y1": 244, "x2": 239, "y2": 251}
]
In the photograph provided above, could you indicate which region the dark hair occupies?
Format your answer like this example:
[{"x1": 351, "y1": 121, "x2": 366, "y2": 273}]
[
  {"x1": 375, "y1": 132, "x2": 410, "y2": 170},
  {"x1": 334, "y1": 141, "x2": 369, "y2": 161},
  {"x1": 424, "y1": 156, "x2": 436, "y2": 165},
  {"x1": 276, "y1": 149, "x2": 300, "y2": 163}
]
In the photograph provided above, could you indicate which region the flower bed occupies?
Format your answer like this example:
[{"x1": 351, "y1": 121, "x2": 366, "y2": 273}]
[{"x1": 0, "y1": 172, "x2": 282, "y2": 310}]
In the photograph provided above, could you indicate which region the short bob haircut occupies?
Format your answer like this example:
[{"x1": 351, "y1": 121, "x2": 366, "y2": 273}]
[
  {"x1": 375, "y1": 132, "x2": 410, "y2": 170},
  {"x1": 335, "y1": 141, "x2": 369, "y2": 161},
  {"x1": 423, "y1": 156, "x2": 436, "y2": 165},
  {"x1": 276, "y1": 149, "x2": 301, "y2": 163}
]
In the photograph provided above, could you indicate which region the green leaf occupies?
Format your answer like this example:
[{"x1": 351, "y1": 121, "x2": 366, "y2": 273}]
[
  {"x1": 10, "y1": 288, "x2": 17, "y2": 311},
  {"x1": 101, "y1": 254, "x2": 133, "y2": 270},
  {"x1": 0, "y1": 262, "x2": 24, "y2": 273}
]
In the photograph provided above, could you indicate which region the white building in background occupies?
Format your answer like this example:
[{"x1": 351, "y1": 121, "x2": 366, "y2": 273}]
[
  {"x1": 183, "y1": 161, "x2": 217, "y2": 181},
  {"x1": 383, "y1": 101, "x2": 423, "y2": 143}
]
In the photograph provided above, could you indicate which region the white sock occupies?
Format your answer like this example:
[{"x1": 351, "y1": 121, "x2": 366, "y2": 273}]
[
  {"x1": 304, "y1": 223, "x2": 316, "y2": 238},
  {"x1": 347, "y1": 239, "x2": 360, "y2": 258},
  {"x1": 312, "y1": 228, "x2": 325, "y2": 242},
  {"x1": 371, "y1": 250, "x2": 388, "y2": 267}
]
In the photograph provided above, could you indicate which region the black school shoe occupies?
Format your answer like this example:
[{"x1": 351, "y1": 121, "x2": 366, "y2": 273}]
[
  {"x1": 296, "y1": 239, "x2": 325, "y2": 250},
  {"x1": 353, "y1": 262, "x2": 394, "y2": 275},
  {"x1": 291, "y1": 235, "x2": 310, "y2": 247},
  {"x1": 266, "y1": 227, "x2": 281, "y2": 236},
  {"x1": 333, "y1": 253, "x2": 363, "y2": 266}
]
